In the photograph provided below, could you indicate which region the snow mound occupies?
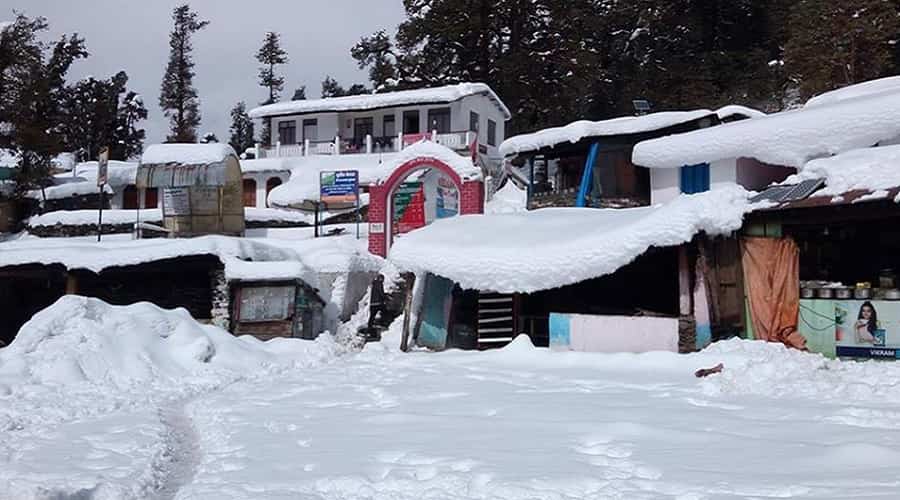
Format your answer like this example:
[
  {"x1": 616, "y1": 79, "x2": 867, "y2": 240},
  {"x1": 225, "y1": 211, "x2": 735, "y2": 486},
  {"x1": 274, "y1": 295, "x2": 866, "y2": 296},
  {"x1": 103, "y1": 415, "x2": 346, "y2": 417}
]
[
  {"x1": 699, "y1": 338, "x2": 900, "y2": 403},
  {"x1": 141, "y1": 143, "x2": 236, "y2": 165},
  {"x1": 390, "y1": 185, "x2": 751, "y2": 293},
  {"x1": 785, "y1": 144, "x2": 900, "y2": 198},
  {"x1": 0, "y1": 296, "x2": 336, "y2": 390},
  {"x1": 485, "y1": 181, "x2": 527, "y2": 214}
]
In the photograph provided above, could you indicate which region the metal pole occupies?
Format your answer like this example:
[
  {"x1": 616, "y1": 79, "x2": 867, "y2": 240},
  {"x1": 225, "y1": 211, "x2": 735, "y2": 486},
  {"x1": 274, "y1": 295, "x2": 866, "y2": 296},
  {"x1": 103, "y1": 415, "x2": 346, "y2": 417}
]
[
  {"x1": 314, "y1": 201, "x2": 319, "y2": 238},
  {"x1": 97, "y1": 185, "x2": 104, "y2": 242}
]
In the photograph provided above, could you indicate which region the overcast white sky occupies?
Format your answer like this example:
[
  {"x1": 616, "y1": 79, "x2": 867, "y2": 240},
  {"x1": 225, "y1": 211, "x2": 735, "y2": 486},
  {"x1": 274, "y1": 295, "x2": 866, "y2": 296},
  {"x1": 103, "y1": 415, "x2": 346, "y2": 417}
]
[{"x1": 3, "y1": 0, "x2": 406, "y2": 146}]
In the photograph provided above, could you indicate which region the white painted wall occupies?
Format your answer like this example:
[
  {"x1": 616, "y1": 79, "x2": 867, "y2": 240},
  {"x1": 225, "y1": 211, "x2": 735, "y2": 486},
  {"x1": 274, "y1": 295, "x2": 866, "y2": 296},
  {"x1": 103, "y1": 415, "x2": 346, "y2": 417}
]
[
  {"x1": 243, "y1": 171, "x2": 291, "y2": 208},
  {"x1": 265, "y1": 93, "x2": 509, "y2": 151},
  {"x1": 650, "y1": 168, "x2": 680, "y2": 205},
  {"x1": 710, "y1": 158, "x2": 738, "y2": 189}
]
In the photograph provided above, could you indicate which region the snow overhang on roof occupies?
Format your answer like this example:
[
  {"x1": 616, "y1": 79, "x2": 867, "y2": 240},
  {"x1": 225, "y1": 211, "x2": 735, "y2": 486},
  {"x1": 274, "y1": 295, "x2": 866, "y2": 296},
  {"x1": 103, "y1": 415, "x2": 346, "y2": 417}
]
[
  {"x1": 754, "y1": 144, "x2": 900, "y2": 211},
  {"x1": 389, "y1": 185, "x2": 752, "y2": 294},
  {"x1": 248, "y1": 83, "x2": 511, "y2": 121},
  {"x1": 633, "y1": 81, "x2": 900, "y2": 170},
  {"x1": 141, "y1": 143, "x2": 237, "y2": 166},
  {"x1": 240, "y1": 158, "x2": 292, "y2": 174},
  {"x1": 498, "y1": 110, "x2": 717, "y2": 158}
]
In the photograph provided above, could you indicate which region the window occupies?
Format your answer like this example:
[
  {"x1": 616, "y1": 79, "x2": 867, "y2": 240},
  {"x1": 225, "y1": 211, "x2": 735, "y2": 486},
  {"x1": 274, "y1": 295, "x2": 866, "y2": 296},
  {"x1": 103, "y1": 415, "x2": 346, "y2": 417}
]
[
  {"x1": 469, "y1": 111, "x2": 479, "y2": 133},
  {"x1": 354, "y1": 117, "x2": 374, "y2": 142},
  {"x1": 403, "y1": 110, "x2": 420, "y2": 134},
  {"x1": 278, "y1": 120, "x2": 297, "y2": 144},
  {"x1": 383, "y1": 114, "x2": 396, "y2": 138},
  {"x1": 487, "y1": 119, "x2": 497, "y2": 146},
  {"x1": 680, "y1": 163, "x2": 710, "y2": 194},
  {"x1": 243, "y1": 178, "x2": 257, "y2": 207},
  {"x1": 427, "y1": 107, "x2": 451, "y2": 133},
  {"x1": 302, "y1": 119, "x2": 317, "y2": 141},
  {"x1": 265, "y1": 177, "x2": 282, "y2": 207},
  {"x1": 237, "y1": 285, "x2": 296, "y2": 322}
]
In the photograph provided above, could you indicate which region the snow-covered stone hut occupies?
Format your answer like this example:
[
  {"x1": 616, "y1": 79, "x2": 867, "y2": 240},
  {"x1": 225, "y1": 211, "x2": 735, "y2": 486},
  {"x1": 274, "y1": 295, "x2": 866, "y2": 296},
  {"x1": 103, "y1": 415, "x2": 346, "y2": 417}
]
[{"x1": 137, "y1": 144, "x2": 245, "y2": 237}]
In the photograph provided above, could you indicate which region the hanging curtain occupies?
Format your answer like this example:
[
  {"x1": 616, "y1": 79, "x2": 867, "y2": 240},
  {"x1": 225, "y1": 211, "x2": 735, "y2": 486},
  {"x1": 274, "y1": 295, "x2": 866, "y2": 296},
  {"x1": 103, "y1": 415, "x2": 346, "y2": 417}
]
[{"x1": 741, "y1": 237, "x2": 806, "y2": 349}]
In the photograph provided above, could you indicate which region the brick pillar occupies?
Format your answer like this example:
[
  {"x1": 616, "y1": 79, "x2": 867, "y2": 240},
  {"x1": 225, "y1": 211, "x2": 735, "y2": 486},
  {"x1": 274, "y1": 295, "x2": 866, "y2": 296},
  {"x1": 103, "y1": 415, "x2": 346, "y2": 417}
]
[
  {"x1": 368, "y1": 184, "x2": 388, "y2": 257},
  {"x1": 460, "y1": 180, "x2": 484, "y2": 214}
]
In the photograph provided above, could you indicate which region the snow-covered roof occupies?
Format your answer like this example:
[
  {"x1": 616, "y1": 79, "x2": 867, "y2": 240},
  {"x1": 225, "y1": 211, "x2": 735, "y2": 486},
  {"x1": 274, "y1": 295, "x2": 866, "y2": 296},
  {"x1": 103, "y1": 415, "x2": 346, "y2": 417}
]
[
  {"x1": 223, "y1": 257, "x2": 312, "y2": 283},
  {"x1": 248, "y1": 83, "x2": 511, "y2": 120},
  {"x1": 28, "y1": 180, "x2": 113, "y2": 200},
  {"x1": 240, "y1": 158, "x2": 292, "y2": 174},
  {"x1": 28, "y1": 208, "x2": 162, "y2": 228},
  {"x1": 141, "y1": 143, "x2": 237, "y2": 166},
  {"x1": 785, "y1": 145, "x2": 900, "y2": 201},
  {"x1": 389, "y1": 185, "x2": 752, "y2": 293},
  {"x1": 805, "y1": 76, "x2": 900, "y2": 109},
  {"x1": 633, "y1": 83, "x2": 900, "y2": 169},
  {"x1": 498, "y1": 110, "x2": 715, "y2": 157},
  {"x1": 0, "y1": 235, "x2": 295, "y2": 274},
  {"x1": 67, "y1": 160, "x2": 139, "y2": 187},
  {"x1": 268, "y1": 141, "x2": 481, "y2": 207}
]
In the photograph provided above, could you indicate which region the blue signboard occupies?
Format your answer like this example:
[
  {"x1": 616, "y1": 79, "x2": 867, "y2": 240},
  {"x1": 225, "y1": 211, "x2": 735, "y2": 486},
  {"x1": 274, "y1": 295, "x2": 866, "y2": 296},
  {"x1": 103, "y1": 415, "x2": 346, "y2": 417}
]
[{"x1": 319, "y1": 170, "x2": 359, "y2": 205}]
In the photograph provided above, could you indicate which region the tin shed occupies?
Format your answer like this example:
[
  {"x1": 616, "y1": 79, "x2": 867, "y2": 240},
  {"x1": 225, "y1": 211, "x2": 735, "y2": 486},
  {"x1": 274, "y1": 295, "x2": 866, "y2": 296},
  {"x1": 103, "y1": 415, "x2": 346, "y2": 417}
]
[{"x1": 137, "y1": 144, "x2": 245, "y2": 236}]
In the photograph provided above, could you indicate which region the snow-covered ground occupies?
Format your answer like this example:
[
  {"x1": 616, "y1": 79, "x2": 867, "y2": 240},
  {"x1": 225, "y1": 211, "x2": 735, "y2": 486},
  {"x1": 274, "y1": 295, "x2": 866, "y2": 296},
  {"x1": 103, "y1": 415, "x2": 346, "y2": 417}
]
[{"x1": 3, "y1": 297, "x2": 900, "y2": 499}]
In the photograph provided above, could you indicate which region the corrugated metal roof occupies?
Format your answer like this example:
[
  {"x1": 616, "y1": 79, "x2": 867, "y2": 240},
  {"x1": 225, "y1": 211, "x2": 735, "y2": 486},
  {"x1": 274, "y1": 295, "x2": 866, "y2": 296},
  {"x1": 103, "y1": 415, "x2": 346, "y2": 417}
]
[{"x1": 136, "y1": 162, "x2": 227, "y2": 189}]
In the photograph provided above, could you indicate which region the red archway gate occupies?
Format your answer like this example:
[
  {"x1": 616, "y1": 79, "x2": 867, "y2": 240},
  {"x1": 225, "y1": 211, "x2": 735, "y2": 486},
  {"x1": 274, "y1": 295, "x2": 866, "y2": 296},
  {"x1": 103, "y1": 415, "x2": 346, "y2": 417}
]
[{"x1": 368, "y1": 156, "x2": 484, "y2": 257}]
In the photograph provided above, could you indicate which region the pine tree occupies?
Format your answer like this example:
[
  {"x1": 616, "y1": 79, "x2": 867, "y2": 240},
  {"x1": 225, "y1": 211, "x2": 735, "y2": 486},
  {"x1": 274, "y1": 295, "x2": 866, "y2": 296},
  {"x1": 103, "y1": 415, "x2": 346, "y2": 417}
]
[
  {"x1": 351, "y1": 30, "x2": 397, "y2": 92},
  {"x1": 256, "y1": 32, "x2": 289, "y2": 104},
  {"x1": 256, "y1": 31, "x2": 288, "y2": 144},
  {"x1": 784, "y1": 0, "x2": 900, "y2": 100},
  {"x1": 1, "y1": 14, "x2": 87, "y2": 197},
  {"x1": 159, "y1": 4, "x2": 208, "y2": 143},
  {"x1": 291, "y1": 85, "x2": 307, "y2": 100},
  {"x1": 228, "y1": 101, "x2": 255, "y2": 156},
  {"x1": 60, "y1": 71, "x2": 147, "y2": 161},
  {"x1": 321, "y1": 76, "x2": 368, "y2": 98}
]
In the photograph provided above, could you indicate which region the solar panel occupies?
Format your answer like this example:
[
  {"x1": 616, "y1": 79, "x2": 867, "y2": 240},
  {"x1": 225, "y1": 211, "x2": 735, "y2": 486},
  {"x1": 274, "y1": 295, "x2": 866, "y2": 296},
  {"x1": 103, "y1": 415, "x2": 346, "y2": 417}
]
[
  {"x1": 781, "y1": 178, "x2": 825, "y2": 202},
  {"x1": 749, "y1": 185, "x2": 793, "y2": 204}
]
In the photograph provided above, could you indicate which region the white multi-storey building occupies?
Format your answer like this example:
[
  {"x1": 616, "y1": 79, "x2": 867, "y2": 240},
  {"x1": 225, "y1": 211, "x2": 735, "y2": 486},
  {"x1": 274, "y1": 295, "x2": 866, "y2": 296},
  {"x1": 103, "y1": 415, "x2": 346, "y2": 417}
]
[{"x1": 247, "y1": 83, "x2": 511, "y2": 160}]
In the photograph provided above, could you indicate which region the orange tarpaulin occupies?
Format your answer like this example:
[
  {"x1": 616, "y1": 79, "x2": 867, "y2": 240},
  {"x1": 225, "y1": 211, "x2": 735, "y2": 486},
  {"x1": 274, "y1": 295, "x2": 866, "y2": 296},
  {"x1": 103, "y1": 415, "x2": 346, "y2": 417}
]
[{"x1": 741, "y1": 237, "x2": 807, "y2": 349}]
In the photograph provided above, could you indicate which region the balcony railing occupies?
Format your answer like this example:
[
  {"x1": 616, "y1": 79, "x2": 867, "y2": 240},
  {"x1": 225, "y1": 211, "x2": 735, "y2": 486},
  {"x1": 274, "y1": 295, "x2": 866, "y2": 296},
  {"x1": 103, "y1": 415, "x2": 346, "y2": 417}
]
[{"x1": 255, "y1": 130, "x2": 479, "y2": 159}]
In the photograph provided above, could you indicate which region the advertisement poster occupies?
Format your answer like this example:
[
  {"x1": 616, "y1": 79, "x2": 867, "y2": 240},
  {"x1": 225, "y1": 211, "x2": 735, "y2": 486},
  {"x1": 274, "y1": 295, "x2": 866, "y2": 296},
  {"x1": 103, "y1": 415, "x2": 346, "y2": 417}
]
[
  {"x1": 319, "y1": 170, "x2": 359, "y2": 205},
  {"x1": 393, "y1": 181, "x2": 425, "y2": 235},
  {"x1": 435, "y1": 176, "x2": 459, "y2": 219},
  {"x1": 835, "y1": 300, "x2": 900, "y2": 358}
]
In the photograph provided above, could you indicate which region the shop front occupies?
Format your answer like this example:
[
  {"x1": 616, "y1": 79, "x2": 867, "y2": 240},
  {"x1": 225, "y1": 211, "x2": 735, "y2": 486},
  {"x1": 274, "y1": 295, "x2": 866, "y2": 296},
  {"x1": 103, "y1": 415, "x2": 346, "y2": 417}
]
[{"x1": 746, "y1": 189, "x2": 900, "y2": 359}]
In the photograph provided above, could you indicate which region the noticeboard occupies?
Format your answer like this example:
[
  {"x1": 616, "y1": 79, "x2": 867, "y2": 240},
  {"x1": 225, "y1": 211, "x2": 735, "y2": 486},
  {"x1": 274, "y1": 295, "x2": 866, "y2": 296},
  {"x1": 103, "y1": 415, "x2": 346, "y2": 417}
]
[
  {"x1": 320, "y1": 170, "x2": 359, "y2": 205},
  {"x1": 162, "y1": 187, "x2": 190, "y2": 216},
  {"x1": 97, "y1": 147, "x2": 109, "y2": 186}
]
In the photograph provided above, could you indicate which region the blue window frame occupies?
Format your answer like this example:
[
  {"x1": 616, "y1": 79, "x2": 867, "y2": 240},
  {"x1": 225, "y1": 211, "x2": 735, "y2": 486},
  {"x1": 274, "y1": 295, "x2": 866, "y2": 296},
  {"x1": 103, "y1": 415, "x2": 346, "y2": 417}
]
[{"x1": 680, "y1": 163, "x2": 710, "y2": 194}]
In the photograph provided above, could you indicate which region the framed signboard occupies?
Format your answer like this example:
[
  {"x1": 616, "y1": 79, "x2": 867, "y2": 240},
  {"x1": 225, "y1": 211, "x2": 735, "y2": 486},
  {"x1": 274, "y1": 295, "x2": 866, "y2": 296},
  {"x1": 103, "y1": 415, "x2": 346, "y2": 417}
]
[
  {"x1": 835, "y1": 300, "x2": 900, "y2": 359},
  {"x1": 162, "y1": 187, "x2": 190, "y2": 216},
  {"x1": 320, "y1": 170, "x2": 359, "y2": 205}
]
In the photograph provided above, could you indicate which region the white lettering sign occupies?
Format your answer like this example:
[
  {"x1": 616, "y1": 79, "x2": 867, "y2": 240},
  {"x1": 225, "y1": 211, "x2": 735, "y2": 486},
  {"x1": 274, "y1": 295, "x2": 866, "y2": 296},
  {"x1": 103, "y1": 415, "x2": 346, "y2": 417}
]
[{"x1": 369, "y1": 222, "x2": 385, "y2": 234}]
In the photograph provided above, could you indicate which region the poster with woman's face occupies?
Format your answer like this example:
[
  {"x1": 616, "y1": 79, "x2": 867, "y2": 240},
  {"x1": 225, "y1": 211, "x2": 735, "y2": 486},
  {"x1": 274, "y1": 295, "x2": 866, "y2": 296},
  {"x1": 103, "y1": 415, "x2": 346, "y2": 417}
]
[{"x1": 835, "y1": 300, "x2": 900, "y2": 358}]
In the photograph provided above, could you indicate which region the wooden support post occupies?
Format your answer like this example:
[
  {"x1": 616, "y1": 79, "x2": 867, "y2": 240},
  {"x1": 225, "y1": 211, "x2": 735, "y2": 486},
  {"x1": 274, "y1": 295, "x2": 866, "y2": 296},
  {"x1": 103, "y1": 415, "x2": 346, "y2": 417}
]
[
  {"x1": 65, "y1": 273, "x2": 78, "y2": 295},
  {"x1": 400, "y1": 274, "x2": 417, "y2": 352}
]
